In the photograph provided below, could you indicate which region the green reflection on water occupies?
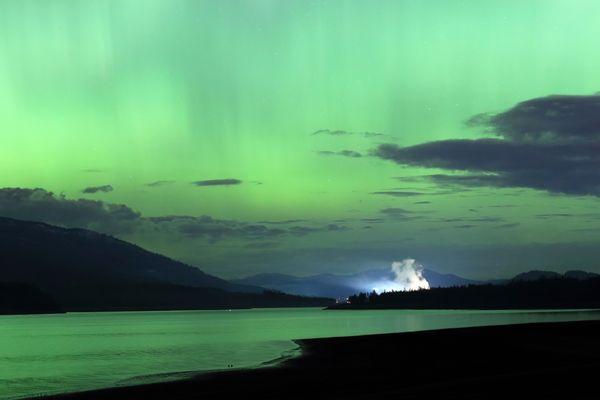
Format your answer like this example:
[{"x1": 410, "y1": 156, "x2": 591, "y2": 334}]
[{"x1": 1, "y1": 308, "x2": 599, "y2": 399}]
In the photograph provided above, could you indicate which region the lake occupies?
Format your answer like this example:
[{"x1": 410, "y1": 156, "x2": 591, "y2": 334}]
[{"x1": 1, "y1": 308, "x2": 600, "y2": 399}]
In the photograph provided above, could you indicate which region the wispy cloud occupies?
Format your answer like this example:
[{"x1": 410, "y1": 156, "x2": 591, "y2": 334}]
[
  {"x1": 192, "y1": 179, "x2": 242, "y2": 187},
  {"x1": 146, "y1": 180, "x2": 176, "y2": 187},
  {"x1": 318, "y1": 150, "x2": 362, "y2": 158},
  {"x1": 312, "y1": 129, "x2": 395, "y2": 140},
  {"x1": 370, "y1": 191, "x2": 428, "y2": 197},
  {"x1": 82, "y1": 185, "x2": 113, "y2": 194}
]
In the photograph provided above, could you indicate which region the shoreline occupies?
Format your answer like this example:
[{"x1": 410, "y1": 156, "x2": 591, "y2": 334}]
[
  {"x1": 61, "y1": 340, "x2": 303, "y2": 397},
  {"x1": 40, "y1": 319, "x2": 600, "y2": 399},
  {"x1": 328, "y1": 305, "x2": 600, "y2": 311}
]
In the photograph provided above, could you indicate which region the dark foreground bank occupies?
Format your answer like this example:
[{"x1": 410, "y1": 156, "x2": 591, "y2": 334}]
[{"x1": 43, "y1": 320, "x2": 600, "y2": 400}]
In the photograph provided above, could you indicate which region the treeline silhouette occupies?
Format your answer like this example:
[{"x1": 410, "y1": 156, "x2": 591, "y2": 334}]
[
  {"x1": 44, "y1": 284, "x2": 334, "y2": 313},
  {"x1": 0, "y1": 282, "x2": 63, "y2": 315},
  {"x1": 332, "y1": 277, "x2": 600, "y2": 309},
  {"x1": 0, "y1": 282, "x2": 334, "y2": 315}
]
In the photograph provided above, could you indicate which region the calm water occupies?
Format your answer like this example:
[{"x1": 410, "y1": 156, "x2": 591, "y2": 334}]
[{"x1": 1, "y1": 308, "x2": 600, "y2": 399}]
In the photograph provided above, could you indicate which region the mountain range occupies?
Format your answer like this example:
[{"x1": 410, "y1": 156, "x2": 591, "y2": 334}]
[
  {"x1": 234, "y1": 268, "x2": 600, "y2": 299},
  {"x1": 2, "y1": 216, "x2": 599, "y2": 314},
  {"x1": 511, "y1": 270, "x2": 599, "y2": 282},
  {"x1": 233, "y1": 269, "x2": 482, "y2": 299},
  {"x1": 0, "y1": 217, "x2": 333, "y2": 314}
]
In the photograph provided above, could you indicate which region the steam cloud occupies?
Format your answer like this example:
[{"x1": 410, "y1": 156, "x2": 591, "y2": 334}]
[
  {"x1": 368, "y1": 259, "x2": 430, "y2": 293},
  {"x1": 391, "y1": 259, "x2": 430, "y2": 291}
]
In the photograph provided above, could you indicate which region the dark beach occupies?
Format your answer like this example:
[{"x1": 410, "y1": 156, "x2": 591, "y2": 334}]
[{"x1": 43, "y1": 319, "x2": 600, "y2": 400}]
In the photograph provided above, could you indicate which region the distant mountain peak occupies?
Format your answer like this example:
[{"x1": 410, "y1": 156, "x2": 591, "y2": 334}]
[
  {"x1": 511, "y1": 270, "x2": 563, "y2": 282},
  {"x1": 511, "y1": 269, "x2": 599, "y2": 282},
  {"x1": 233, "y1": 268, "x2": 480, "y2": 299}
]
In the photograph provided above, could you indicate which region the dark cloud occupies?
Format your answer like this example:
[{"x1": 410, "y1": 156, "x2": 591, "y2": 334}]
[
  {"x1": 455, "y1": 224, "x2": 476, "y2": 229},
  {"x1": 439, "y1": 216, "x2": 503, "y2": 223},
  {"x1": 318, "y1": 150, "x2": 362, "y2": 158},
  {"x1": 288, "y1": 226, "x2": 321, "y2": 236},
  {"x1": 192, "y1": 179, "x2": 242, "y2": 187},
  {"x1": 468, "y1": 94, "x2": 600, "y2": 143},
  {"x1": 426, "y1": 173, "x2": 510, "y2": 188},
  {"x1": 146, "y1": 180, "x2": 175, "y2": 187},
  {"x1": 152, "y1": 216, "x2": 350, "y2": 243},
  {"x1": 373, "y1": 93, "x2": 600, "y2": 196},
  {"x1": 375, "y1": 139, "x2": 560, "y2": 172},
  {"x1": 288, "y1": 223, "x2": 350, "y2": 236},
  {"x1": 370, "y1": 191, "x2": 428, "y2": 197},
  {"x1": 371, "y1": 179, "x2": 469, "y2": 196},
  {"x1": 380, "y1": 207, "x2": 411, "y2": 215},
  {"x1": 569, "y1": 227, "x2": 600, "y2": 233},
  {"x1": 363, "y1": 132, "x2": 385, "y2": 138},
  {"x1": 256, "y1": 219, "x2": 309, "y2": 225},
  {"x1": 535, "y1": 213, "x2": 574, "y2": 219},
  {"x1": 0, "y1": 187, "x2": 353, "y2": 244},
  {"x1": 495, "y1": 223, "x2": 520, "y2": 229},
  {"x1": 177, "y1": 219, "x2": 285, "y2": 243},
  {"x1": 245, "y1": 242, "x2": 280, "y2": 249},
  {"x1": 325, "y1": 223, "x2": 350, "y2": 232},
  {"x1": 379, "y1": 208, "x2": 422, "y2": 221},
  {"x1": 470, "y1": 217, "x2": 502, "y2": 223},
  {"x1": 332, "y1": 218, "x2": 350, "y2": 223},
  {"x1": 393, "y1": 176, "x2": 428, "y2": 183},
  {"x1": 534, "y1": 212, "x2": 600, "y2": 220},
  {"x1": 146, "y1": 215, "x2": 197, "y2": 223},
  {"x1": 360, "y1": 218, "x2": 384, "y2": 223},
  {"x1": 312, "y1": 129, "x2": 394, "y2": 140},
  {"x1": 0, "y1": 188, "x2": 139, "y2": 234},
  {"x1": 82, "y1": 185, "x2": 113, "y2": 194},
  {"x1": 312, "y1": 129, "x2": 352, "y2": 136}
]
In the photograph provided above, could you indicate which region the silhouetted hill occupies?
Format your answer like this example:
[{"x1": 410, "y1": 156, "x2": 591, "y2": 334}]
[
  {"x1": 233, "y1": 268, "x2": 480, "y2": 299},
  {"x1": 564, "y1": 270, "x2": 599, "y2": 280},
  {"x1": 511, "y1": 270, "x2": 562, "y2": 282},
  {"x1": 233, "y1": 273, "x2": 354, "y2": 299},
  {"x1": 511, "y1": 270, "x2": 600, "y2": 282},
  {"x1": 0, "y1": 217, "x2": 258, "y2": 292},
  {"x1": 330, "y1": 277, "x2": 600, "y2": 310},
  {"x1": 423, "y1": 269, "x2": 482, "y2": 287},
  {"x1": 0, "y1": 282, "x2": 63, "y2": 314},
  {"x1": 0, "y1": 217, "x2": 333, "y2": 312}
]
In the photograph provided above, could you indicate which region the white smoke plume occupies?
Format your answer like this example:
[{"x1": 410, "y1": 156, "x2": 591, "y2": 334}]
[
  {"x1": 368, "y1": 259, "x2": 430, "y2": 293},
  {"x1": 390, "y1": 259, "x2": 430, "y2": 291}
]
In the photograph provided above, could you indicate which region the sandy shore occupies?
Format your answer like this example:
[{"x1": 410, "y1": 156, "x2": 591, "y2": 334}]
[{"x1": 43, "y1": 320, "x2": 600, "y2": 399}]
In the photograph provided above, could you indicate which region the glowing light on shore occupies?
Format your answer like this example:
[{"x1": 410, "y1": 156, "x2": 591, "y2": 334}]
[{"x1": 370, "y1": 259, "x2": 430, "y2": 294}]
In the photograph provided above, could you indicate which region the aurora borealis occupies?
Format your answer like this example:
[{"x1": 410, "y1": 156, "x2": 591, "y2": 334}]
[{"x1": 2, "y1": 0, "x2": 600, "y2": 279}]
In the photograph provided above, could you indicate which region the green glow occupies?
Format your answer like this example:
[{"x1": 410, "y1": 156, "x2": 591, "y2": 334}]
[{"x1": 1, "y1": 0, "x2": 600, "y2": 278}]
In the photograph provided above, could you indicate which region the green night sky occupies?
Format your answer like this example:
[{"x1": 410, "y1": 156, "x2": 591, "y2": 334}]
[{"x1": 2, "y1": 0, "x2": 600, "y2": 279}]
